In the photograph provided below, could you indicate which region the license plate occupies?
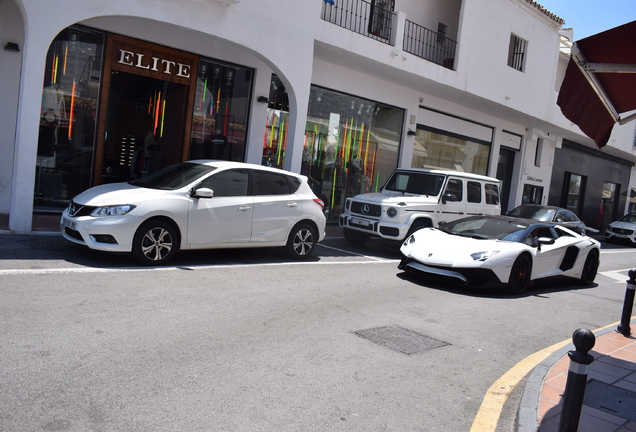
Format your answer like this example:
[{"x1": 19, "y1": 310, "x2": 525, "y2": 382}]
[
  {"x1": 350, "y1": 217, "x2": 370, "y2": 227},
  {"x1": 62, "y1": 217, "x2": 76, "y2": 230}
]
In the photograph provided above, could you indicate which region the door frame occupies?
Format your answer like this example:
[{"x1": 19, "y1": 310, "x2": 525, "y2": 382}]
[{"x1": 94, "y1": 34, "x2": 198, "y2": 185}]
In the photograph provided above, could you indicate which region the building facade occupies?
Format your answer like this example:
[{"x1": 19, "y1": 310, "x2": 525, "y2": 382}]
[{"x1": 2, "y1": 0, "x2": 635, "y2": 232}]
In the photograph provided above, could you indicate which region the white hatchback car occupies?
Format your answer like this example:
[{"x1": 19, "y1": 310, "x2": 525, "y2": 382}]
[{"x1": 61, "y1": 160, "x2": 327, "y2": 265}]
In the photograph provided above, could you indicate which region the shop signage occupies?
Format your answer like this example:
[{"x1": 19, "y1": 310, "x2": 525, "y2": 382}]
[
  {"x1": 526, "y1": 176, "x2": 543, "y2": 183},
  {"x1": 117, "y1": 49, "x2": 191, "y2": 78},
  {"x1": 570, "y1": 154, "x2": 588, "y2": 166}
]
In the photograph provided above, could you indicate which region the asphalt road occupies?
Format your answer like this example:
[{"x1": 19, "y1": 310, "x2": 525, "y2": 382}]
[{"x1": 1, "y1": 232, "x2": 634, "y2": 431}]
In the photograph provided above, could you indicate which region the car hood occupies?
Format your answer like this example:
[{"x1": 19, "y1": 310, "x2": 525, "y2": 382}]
[
  {"x1": 609, "y1": 221, "x2": 636, "y2": 230},
  {"x1": 72, "y1": 182, "x2": 171, "y2": 206},
  {"x1": 401, "y1": 228, "x2": 520, "y2": 263}
]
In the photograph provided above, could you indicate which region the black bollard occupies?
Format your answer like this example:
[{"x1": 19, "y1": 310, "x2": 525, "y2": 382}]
[
  {"x1": 617, "y1": 269, "x2": 636, "y2": 336},
  {"x1": 558, "y1": 328, "x2": 595, "y2": 432}
]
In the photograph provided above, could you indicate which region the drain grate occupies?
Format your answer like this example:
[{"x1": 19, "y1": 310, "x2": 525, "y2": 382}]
[
  {"x1": 353, "y1": 325, "x2": 449, "y2": 355},
  {"x1": 26, "y1": 241, "x2": 76, "y2": 251},
  {"x1": 584, "y1": 379, "x2": 636, "y2": 421}
]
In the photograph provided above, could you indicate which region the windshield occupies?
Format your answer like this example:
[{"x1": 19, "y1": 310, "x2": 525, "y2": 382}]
[
  {"x1": 129, "y1": 162, "x2": 216, "y2": 190},
  {"x1": 384, "y1": 172, "x2": 445, "y2": 195},
  {"x1": 618, "y1": 213, "x2": 636, "y2": 224},
  {"x1": 507, "y1": 206, "x2": 552, "y2": 221},
  {"x1": 439, "y1": 217, "x2": 530, "y2": 241}
]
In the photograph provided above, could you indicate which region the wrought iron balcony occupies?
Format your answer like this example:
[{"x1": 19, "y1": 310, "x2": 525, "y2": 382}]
[
  {"x1": 403, "y1": 20, "x2": 457, "y2": 70},
  {"x1": 321, "y1": 0, "x2": 394, "y2": 44}
]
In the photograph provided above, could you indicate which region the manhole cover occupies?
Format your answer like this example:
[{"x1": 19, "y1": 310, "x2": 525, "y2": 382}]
[
  {"x1": 584, "y1": 379, "x2": 636, "y2": 421},
  {"x1": 26, "y1": 241, "x2": 76, "y2": 251},
  {"x1": 353, "y1": 325, "x2": 449, "y2": 355}
]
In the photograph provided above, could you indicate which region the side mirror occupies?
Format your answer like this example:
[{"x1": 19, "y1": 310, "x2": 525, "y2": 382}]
[
  {"x1": 537, "y1": 237, "x2": 555, "y2": 246},
  {"x1": 193, "y1": 187, "x2": 214, "y2": 198},
  {"x1": 442, "y1": 193, "x2": 457, "y2": 204}
]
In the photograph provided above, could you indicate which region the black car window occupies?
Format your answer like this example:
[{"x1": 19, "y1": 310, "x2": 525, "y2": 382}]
[
  {"x1": 563, "y1": 211, "x2": 578, "y2": 222},
  {"x1": 130, "y1": 162, "x2": 216, "y2": 190},
  {"x1": 252, "y1": 171, "x2": 292, "y2": 196},
  {"x1": 287, "y1": 176, "x2": 301, "y2": 193},
  {"x1": 485, "y1": 183, "x2": 499, "y2": 205},
  {"x1": 384, "y1": 172, "x2": 446, "y2": 195},
  {"x1": 467, "y1": 181, "x2": 481, "y2": 203},
  {"x1": 444, "y1": 179, "x2": 463, "y2": 201},
  {"x1": 199, "y1": 169, "x2": 248, "y2": 197}
]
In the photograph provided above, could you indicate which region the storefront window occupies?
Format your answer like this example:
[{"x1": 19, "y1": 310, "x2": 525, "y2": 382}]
[
  {"x1": 189, "y1": 59, "x2": 254, "y2": 162},
  {"x1": 522, "y1": 184, "x2": 543, "y2": 205},
  {"x1": 564, "y1": 172, "x2": 584, "y2": 214},
  {"x1": 35, "y1": 27, "x2": 104, "y2": 211},
  {"x1": 629, "y1": 188, "x2": 636, "y2": 213},
  {"x1": 601, "y1": 181, "x2": 619, "y2": 230},
  {"x1": 411, "y1": 127, "x2": 490, "y2": 175},
  {"x1": 262, "y1": 75, "x2": 290, "y2": 168},
  {"x1": 304, "y1": 86, "x2": 404, "y2": 221}
]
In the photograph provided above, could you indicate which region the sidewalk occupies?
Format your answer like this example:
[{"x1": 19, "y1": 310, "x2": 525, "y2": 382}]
[
  {"x1": 518, "y1": 323, "x2": 636, "y2": 432},
  {"x1": 0, "y1": 213, "x2": 61, "y2": 233}
]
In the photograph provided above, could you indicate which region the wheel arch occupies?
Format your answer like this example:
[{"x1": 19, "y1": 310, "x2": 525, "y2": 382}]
[
  {"x1": 409, "y1": 216, "x2": 434, "y2": 228},
  {"x1": 510, "y1": 251, "x2": 533, "y2": 280},
  {"x1": 288, "y1": 218, "x2": 320, "y2": 241},
  {"x1": 138, "y1": 215, "x2": 182, "y2": 249}
]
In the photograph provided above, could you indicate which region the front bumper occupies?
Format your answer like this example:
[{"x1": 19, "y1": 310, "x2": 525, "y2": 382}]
[
  {"x1": 605, "y1": 230, "x2": 636, "y2": 244},
  {"x1": 339, "y1": 214, "x2": 406, "y2": 240},
  {"x1": 60, "y1": 211, "x2": 143, "y2": 252},
  {"x1": 398, "y1": 256, "x2": 503, "y2": 288}
]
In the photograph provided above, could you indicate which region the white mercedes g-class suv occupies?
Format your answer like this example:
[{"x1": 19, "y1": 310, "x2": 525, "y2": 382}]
[{"x1": 339, "y1": 168, "x2": 501, "y2": 245}]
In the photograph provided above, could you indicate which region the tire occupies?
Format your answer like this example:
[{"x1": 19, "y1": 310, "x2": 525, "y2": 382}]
[
  {"x1": 132, "y1": 220, "x2": 179, "y2": 265},
  {"x1": 507, "y1": 254, "x2": 532, "y2": 295},
  {"x1": 579, "y1": 249, "x2": 599, "y2": 285},
  {"x1": 343, "y1": 228, "x2": 371, "y2": 246},
  {"x1": 285, "y1": 223, "x2": 317, "y2": 260}
]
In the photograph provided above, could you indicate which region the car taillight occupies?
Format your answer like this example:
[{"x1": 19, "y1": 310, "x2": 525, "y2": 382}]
[{"x1": 313, "y1": 198, "x2": 325, "y2": 211}]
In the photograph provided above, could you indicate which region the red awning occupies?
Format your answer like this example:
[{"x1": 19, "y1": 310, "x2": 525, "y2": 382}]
[{"x1": 557, "y1": 20, "x2": 636, "y2": 148}]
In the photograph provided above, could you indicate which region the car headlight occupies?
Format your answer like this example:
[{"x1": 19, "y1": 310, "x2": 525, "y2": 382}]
[
  {"x1": 470, "y1": 251, "x2": 499, "y2": 261},
  {"x1": 90, "y1": 204, "x2": 136, "y2": 217},
  {"x1": 345, "y1": 199, "x2": 351, "y2": 211},
  {"x1": 387, "y1": 207, "x2": 397, "y2": 218},
  {"x1": 403, "y1": 234, "x2": 415, "y2": 245}
]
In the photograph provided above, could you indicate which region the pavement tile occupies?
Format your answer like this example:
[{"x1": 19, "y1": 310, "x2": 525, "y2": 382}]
[
  {"x1": 613, "y1": 348, "x2": 636, "y2": 362},
  {"x1": 589, "y1": 369, "x2": 624, "y2": 384},
  {"x1": 543, "y1": 369, "x2": 567, "y2": 388},
  {"x1": 622, "y1": 371, "x2": 636, "y2": 384},
  {"x1": 617, "y1": 421, "x2": 636, "y2": 431},
  {"x1": 582, "y1": 405, "x2": 629, "y2": 425},
  {"x1": 539, "y1": 397, "x2": 562, "y2": 421},
  {"x1": 540, "y1": 382, "x2": 565, "y2": 404},
  {"x1": 591, "y1": 358, "x2": 633, "y2": 379},
  {"x1": 615, "y1": 379, "x2": 636, "y2": 393},
  {"x1": 538, "y1": 418, "x2": 559, "y2": 432},
  {"x1": 578, "y1": 411, "x2": 627, "y2": 432}
]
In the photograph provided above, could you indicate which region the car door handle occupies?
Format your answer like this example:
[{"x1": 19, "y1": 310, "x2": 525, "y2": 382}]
[
  {"x1": 287, "y1": 203, "x2": 298, "y2": 207},
  {"x1": 238, "y1": 206, "x2": 251, "y2": 211}
]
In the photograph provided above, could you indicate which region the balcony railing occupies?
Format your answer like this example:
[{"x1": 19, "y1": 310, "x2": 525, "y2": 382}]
[
  {"x1": 321, "y1": 0, "x2": 394, "y2": 44},
  {"x1": 403, "y1": 20, "x2": 457, "y2": 70}
]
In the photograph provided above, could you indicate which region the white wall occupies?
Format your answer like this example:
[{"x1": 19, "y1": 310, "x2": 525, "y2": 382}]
[{"x1": 0, "y1": 0, "x2": 24, "y2": 214}]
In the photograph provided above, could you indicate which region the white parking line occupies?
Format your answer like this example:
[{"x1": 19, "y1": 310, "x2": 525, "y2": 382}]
[
  {"x1": 316, "y1": 242, "x2": 394, "y2": 261},
  {"x1": 0, "y1": 258, "x2": 400, "y2": 276}
]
